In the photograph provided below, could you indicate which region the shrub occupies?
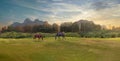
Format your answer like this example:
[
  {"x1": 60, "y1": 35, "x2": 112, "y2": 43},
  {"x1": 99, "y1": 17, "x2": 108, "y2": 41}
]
[
  {"x1": 65, "y1": 33, "x2": 80, "y2": 37},
  {"x1": 0, "y1": 32, "x2": 32, "y2": 38}
]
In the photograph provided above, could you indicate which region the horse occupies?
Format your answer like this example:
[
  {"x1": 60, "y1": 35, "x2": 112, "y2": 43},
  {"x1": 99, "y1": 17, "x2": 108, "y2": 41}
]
[
  {"x1": 33, "y1": 33, "x2": 44, "y2": 40},
  {"x1": 55, "y1": 32, "x2": 65, "y2": 40}
]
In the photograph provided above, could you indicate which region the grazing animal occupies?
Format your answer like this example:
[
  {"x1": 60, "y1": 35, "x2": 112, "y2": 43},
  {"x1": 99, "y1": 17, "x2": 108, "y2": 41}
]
[
  {"x1": 34, "y1": 33, "x2": 44, "y2": 40},
  {"x1": 55, "y1": 32, "x2": 65, "y2": 40}
]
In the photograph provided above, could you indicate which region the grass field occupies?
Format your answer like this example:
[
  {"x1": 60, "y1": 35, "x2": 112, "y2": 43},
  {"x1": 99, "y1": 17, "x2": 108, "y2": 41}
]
[{"x1": 0, "y1": 37, "x2": 120, "y2": 61}]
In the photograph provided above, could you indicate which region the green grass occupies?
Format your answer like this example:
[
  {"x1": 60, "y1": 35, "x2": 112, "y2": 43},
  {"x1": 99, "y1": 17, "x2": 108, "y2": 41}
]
[{"x1": 0, "y1": 37, "x2": 120, "y2": 61}]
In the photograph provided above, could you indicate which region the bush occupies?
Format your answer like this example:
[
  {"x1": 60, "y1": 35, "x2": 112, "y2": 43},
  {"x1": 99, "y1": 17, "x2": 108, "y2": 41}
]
[
  {"x1": 37, "y1": 32, "x2": 80, "y2": 37},
  {"x1": 0, "y1": 31, "x2": 119, "y2": 38},
  {"x1": 38, "y1": 32, "x2": 55, "y2": 37},
  {"x1": 65, "y1": 33, "x2": 80, "y2": 37},
  {"x1": 79, "y1": 31, "x2": 120, "y2": 38},
  {"x1": 0, "y1": 32, "x2": 32, "y2": 38},
  {"x1": 0, "y1": 32, "x2": 80, "y2": 38}
]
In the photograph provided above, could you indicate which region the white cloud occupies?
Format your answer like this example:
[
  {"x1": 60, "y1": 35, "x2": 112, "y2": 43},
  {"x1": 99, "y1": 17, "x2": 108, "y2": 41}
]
[
  {"x1": 36, "y1": 0, "x2": 48, "y2": 3},
  {"x1": 9, "y1": 0, "x2": 120, "y2": 26},
  {"x1": 52, "y1": 0, "x2": 63, "y2": 2}
]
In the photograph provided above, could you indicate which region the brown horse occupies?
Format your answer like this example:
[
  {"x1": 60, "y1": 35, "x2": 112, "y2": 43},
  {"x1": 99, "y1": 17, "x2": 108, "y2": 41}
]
[
  {"x1": 55, "y1": 32, "x2": 65, "y2": 40},
  {"x1": 33, "y1": 33, "x2": 44, "y2": 40}
]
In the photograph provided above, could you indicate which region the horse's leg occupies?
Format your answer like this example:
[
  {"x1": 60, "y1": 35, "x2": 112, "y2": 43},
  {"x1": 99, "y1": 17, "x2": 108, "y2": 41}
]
[
  {"x1": 33, "y1": 36, "x2": 36, "y2": 39},
  {"x1": 42, "y1": 36, "x2": 43, "y2": 40},
  {"x1": 33, "y1": 37, "x2": 37, "y2": 42},
  {"x1": 64, "y1": 36, "x2": 65, "y2": 40},
  {"x1": 62, "y1": 35, "x2": 65, "y2": 40},
  {"x1": 55, "y1": 36, "x2": 57, "y2": 40},
  {"x1": 37, "y1": 37, "x2": 40, "y2": 42},
  {"x1": 33, "y1": 37, "x2": 35, "y2": 39},
  {"x1": 58, "y1": 36, "x2": 60, "y2": 40},
  {"x1": 63, "y1": 35, "x2": 65, "y2": 39}
]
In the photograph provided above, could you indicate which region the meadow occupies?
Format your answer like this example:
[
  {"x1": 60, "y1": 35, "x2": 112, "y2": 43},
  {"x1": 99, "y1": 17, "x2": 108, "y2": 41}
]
[{"x1": 0, "y1": 37, "x2": 120, "y2": 61}]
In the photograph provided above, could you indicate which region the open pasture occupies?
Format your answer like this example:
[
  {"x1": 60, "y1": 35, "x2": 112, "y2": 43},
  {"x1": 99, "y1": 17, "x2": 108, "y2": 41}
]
[{"x1": 0, "y1": 37, "x2": 120, "y2": 61}]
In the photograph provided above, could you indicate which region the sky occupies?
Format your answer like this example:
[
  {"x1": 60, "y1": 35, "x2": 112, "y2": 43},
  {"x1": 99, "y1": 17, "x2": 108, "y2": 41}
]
[{"x1": 0, "y1": 0, "x2": 120, "y2": 28}]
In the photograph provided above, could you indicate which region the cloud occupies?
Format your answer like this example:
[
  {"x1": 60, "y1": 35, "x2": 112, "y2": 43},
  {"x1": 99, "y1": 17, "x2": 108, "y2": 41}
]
[
  {"x1": 91, "y1": 2, "x2": 110, "y2": 10},
  {"x1": 11, "y1": 0, "x2": 83, "y2": 13},
  {"x1": 52, "y1": 0, "x2": 63, "y2": 2},
  {"x1": 3, "y1": 0, "x2": 120, "y2": 26},
  {"x1": 36, "y1": 0, "x2": 48, "y2": 3},
  {"x1": 10, "y1": 0, "x2": 84, "y2": 21},
  {"x1": 86, "y1": 4, "x2": 120, "y2": 26},
  {"x1": 87, "y1": 0, "x2": 120, "y2": 11}
]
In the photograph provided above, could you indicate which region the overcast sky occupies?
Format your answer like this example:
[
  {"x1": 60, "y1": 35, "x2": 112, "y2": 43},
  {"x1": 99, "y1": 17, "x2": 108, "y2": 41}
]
[{"x1": 0, "y1": 0, "x2": 120, "y2": 28}]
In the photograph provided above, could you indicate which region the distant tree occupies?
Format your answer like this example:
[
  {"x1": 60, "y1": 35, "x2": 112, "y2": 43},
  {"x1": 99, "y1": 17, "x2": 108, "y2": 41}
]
[
  {"x1": 23, "y1": 25, "x2": 33, "y2": 32},
  {"x1": 32, "y1": 25, "x2": 42, "y2": 32},
  {"x1": 7, "y1": 26, "x2": 14, "y2": 31},
  {"x1": 42, "y1": 21, "x2": 52, "y2": 32},
  {"x1": 14, "y1": 26, "x2": 24, "y2": 32},
  {"x1": 71, "y1": 22, "x2": 79, "y2": 32},
  {"x1": 60, "y1": 22, "x2": 72, "y2": 32},
  {"x1": 0, "y1": 30, "x2": 1, "y2": 34},
  {"x1": 52, "y1": 23, "x2": 59, "y2": 32},
  {"x1": 1, "y1": 26, "x2": 7, "y2": 32},
  {"x1": 72, "y1": 20, "x2": 102, "y2": 33}
]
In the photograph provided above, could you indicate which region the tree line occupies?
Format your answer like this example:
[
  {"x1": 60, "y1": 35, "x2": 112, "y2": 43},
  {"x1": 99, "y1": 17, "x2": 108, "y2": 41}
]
[
  {"x1": 1, "y1": 19, "x2": 120, "y2": 38},
  {"x1": 1, "y1": 19, "x2": 102, "y2": 33}
]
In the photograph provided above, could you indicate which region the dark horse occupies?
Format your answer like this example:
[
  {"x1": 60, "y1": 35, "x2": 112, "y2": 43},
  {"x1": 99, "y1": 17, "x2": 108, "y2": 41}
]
[
  {"x1": 33, "y1": 33, "x2": 44, "y2": 40},
  {"x1": 55, "y1": 32, "x2": 65, "y2": 40}
]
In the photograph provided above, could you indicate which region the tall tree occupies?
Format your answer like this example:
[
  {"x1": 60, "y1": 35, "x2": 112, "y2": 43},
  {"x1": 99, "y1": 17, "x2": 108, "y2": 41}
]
[
  {"x1": 52, "y1": 23, "x2": 59, "y2": 32},
  {"x1": 60, "y1": 22, "x2": 72, "y2": 32}
]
